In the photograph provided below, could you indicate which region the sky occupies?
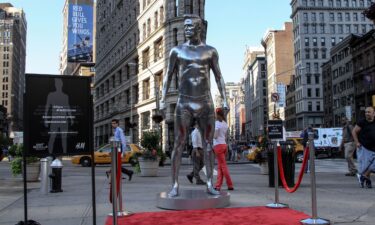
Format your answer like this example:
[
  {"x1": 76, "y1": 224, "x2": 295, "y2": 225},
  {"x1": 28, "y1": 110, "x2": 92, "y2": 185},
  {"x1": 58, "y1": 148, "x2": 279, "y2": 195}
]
[{"x1": 6, "y1": 0, "x2": 292, "y2": 83}]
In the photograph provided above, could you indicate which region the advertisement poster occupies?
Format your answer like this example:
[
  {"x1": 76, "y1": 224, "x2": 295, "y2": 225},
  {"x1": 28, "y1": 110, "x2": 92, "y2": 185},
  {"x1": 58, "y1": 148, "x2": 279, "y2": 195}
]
[
  {"x1": 67, "y1": 2, "x2": 93, "y2": 62},
  {"x1": 24, "y1": 74, "x2": 92, "y2": 157}
]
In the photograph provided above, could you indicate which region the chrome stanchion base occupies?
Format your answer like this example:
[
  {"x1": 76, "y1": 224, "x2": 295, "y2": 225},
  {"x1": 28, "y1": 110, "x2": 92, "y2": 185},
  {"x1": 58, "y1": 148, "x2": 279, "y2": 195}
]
[
  {"x1": 108, "y1": 211, "x2": 134, "y2": 217},
  {"x1": 301, "y1": 218, "x2": 330, "y2": 225},
  {"x1": 266, "y1": 202, "x2": 289, "y2": 209}
]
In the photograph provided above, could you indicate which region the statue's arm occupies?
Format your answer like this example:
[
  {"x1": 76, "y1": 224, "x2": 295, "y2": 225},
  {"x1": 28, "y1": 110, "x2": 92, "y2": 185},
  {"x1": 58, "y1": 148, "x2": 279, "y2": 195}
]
[
  {"x1": 160, "y1": 48, "x2": 178, "y2": 104},
  {"x1": 210, "y1": 49, "x2": 228, "y2": 108}
]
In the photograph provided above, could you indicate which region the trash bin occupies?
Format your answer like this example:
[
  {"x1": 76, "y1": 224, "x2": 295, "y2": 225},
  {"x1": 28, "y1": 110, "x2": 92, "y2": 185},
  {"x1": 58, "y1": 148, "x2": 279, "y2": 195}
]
[
  {"x1": 268, "y1": 141, "x2": 295, "y2": 187},
  {"x1": 49, "y1": 158, "x2": 63, "y2": 193}
]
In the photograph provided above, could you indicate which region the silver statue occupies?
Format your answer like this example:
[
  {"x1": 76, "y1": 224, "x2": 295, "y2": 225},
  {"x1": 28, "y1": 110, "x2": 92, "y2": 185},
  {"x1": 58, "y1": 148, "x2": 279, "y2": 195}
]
[{"x1": 160, "y1": 15, "x2": 228, "y2": 197}]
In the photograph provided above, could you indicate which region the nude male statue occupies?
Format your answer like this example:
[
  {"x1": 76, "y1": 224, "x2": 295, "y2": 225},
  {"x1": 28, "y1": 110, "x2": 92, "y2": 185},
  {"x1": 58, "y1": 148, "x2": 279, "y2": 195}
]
[{"x1": 159, "y1": 15, "x2": 228, "y2": 197}]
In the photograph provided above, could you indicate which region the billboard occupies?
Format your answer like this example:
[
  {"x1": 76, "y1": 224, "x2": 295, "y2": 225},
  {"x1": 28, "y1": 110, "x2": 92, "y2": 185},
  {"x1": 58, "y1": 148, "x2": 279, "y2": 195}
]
[
  {"x1": 24, "y1": 74, "x2": 93, "y2": 157},
  {"x1": 67, "y1": 2, "x2": 93, "y2": 62}
]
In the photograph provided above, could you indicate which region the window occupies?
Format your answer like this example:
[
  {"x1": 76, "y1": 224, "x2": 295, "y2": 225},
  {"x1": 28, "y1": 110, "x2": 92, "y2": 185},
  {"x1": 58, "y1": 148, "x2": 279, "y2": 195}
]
[
  {"x1": 154, "y1": 38, "x2": 163, "y2": 62},
  {"x1": 308, "y1": 89, "x2": 312, "y2": 97},
  {"x1": 317, "y1": 101, "x2": 321, "y2": 111},
  {"x1": 313, "y1": 49, "x2": 318, "y2": 59},
  {"x1": 315, "y1": 75, "x2": 320, "y2": 84},
  {"x1": 318, "y1": 0, "x2": 324, "y2": 6},
  {"x1": 184, "y1": 0, "x2": 193, "y2": 14},
  {"x1": 308, "y1": 101, "x2": 312, "y2": 111},
  {"x1": 345, "y1": 13, "x2": 350, "y2": 21},
  {"x1": 321, "y1": 37, "x2": 326, "y2": 46},
  {"x1": 312, "y1": 12, "x2": 316, "y2": 21},
  {"x1": 305, "y1": 49, "x2": 310, "y2": 59},
  {"x1": 345, "y1": 24, "x2": 351, "y2": 33},
  {"x1": 305, "y1": 37, "x2": 309, "y2": 47},
  {"x1": 338, "y1": 12, "x2": 342, "y2": 21},
  {"x1": 303, "y1": 13, "x2": 308, "y2": 22},
  {"x1": 329, "y1": 0, "x2": 334, "y2": 6},
  {"x1": 344, "y1": 0, "x2": 349, "y2": 6},
  {"x1": 315, "y1": 88, "x2": 320, "y2": 97},
  {"x1": 304, "y1": 25, "x2": 309, "y2": 34},
  {"x1": 354, "y1": 24, "x2": 359, "y2": 33},
  {"x1": 307, "y1": 75, "x2": 311, "y2": 84},
  {"x1": 352, "y1": 0, "x2": 357, "y2": 7},
  {"x1": 147, "y1": 18, "x2": 151, "y2": 36},
  {"x1": 142, "y1": 48, "x2": 150, "y2": 69},
  {"x1": 353, "y1": 13, "x2": 358, "y2": 21},
  {"x1": 337, "y1": 0, "x2": 342, "y2": 7},
  {"x1": 143, "y1": 79, "x2": 150, "y2": 100},
  {"x1": 160, "y1": 6, "x2": 164, "y2": 23},
  {"x1": 322, "y1": 49, "x2": 327, "y2": 59},
  {"x1": 313, "y1": 37, "x2": 317, "y2": 46},
  {"x1": 312, "y1": 24, "x2": 317, "y2": 33},
  {"x1": 330, "y1": 24, "x2": 335, "y2": 33},
  {"x1": 329, "y1": 13, "x2": 335, "y2": 21},
  {"x1": 306, "y1": 62, "x2": 311, "y2": 73},
  {"x1": 338, "y1": 24, "x2": 343, "y2": 33},
  {"x1": 302, "y1": 0, "x2": 308, "y2": 6},
  {"x1": 154, "y1": 11, "x2": 159, "y2": 29},
  {"x1": 319, "y1": 13, "x2": 324, "y2": 21},
  {"x1": 133, "y1": 84, "x2": 139, "y2": 104},
  {"x1": 141, "y1": 111, "x2": 150, "y2": 129},
  {"x1": 310, "y1": 0, "x2": 316, "y2": 6}
]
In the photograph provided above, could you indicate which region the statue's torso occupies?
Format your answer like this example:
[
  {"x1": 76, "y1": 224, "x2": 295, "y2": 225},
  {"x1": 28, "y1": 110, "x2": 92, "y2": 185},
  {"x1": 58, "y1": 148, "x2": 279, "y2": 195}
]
[{"x1": 175, "y1": 44, "x2": 215, "y2": 97}]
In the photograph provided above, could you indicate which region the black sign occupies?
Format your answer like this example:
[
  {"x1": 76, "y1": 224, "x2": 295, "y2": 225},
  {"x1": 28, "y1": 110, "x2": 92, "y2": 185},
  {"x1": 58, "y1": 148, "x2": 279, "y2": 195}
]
[
  {"x1": 268, "y1": 120, "x2": 283, "y2": 140},
  {"x1": 24, "y1": 74, "x2": 93, "y2": 157}
]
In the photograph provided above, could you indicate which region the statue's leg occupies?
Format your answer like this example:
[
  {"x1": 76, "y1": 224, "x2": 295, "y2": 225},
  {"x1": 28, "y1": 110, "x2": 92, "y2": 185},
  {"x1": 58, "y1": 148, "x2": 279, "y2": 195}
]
[
  {"x1": 168, "y1": 113, "x2": 191, "y2": 197},
  {"x1": 198, "y1": 115, "x2": 220, "y2": 195}
]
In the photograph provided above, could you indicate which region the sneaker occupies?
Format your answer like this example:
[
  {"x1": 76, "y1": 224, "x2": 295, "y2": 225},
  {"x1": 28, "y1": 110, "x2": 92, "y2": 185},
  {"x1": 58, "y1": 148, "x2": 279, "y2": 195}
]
[
  {"x1": 196, "y1": 179, "x2": 206, "y2": 185},
  {"x1": 228, "y1": 187, "x2": 234, "y2": 191},
  {"x1": 186, "y1": 174, "x2": 193, "y2": 184},
  {"x1": 345, "y1": 172, "x2": 356, "y2": 176},
  {"x1": 357, "y1": 174, "x2": 365, "y2": 188}
]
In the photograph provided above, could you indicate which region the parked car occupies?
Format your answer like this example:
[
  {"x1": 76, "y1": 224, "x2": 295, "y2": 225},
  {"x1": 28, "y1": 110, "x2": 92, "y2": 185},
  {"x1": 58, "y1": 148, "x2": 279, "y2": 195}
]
[{"x1": 71, "y1": 143, "x2": 142, "y2": 167}]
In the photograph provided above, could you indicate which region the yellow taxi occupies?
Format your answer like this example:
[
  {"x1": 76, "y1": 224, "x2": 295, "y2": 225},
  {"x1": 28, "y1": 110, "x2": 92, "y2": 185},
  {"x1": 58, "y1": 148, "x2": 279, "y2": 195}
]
[{"x1": 71, "y1": 143, "x2": 142, "y2": 167}]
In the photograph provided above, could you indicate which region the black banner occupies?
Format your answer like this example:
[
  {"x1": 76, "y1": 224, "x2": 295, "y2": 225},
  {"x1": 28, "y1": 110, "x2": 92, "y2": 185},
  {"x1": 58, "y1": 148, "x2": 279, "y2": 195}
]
[
  {"x1": 24, "y1": 74, "x2": 93, "y2": 157},
  {"x1": 268, "y1": 120, "x2": 283, "y2": 140}
]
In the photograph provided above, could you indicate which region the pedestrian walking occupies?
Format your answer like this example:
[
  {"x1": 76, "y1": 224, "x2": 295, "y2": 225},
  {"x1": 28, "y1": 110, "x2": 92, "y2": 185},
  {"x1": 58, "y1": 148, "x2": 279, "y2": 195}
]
[
  {"x1": 352, "y1": 107, "x2": 375, "y2": 189},
  {"x1": 213, "y1": 108, "x2": 234, "y2": 191},
  {"x1": 340, "y1": 116, "x2": 357, "y2": 176},
  {"x1": 186, "y1": 122, "x2": 206, "y2": 185}
]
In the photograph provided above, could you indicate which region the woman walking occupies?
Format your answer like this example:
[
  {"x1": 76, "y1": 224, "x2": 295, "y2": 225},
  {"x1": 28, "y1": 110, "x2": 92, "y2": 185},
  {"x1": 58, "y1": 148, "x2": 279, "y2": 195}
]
[{"x1": 213, "y1": 108, "x2": 234, "y2": 191}]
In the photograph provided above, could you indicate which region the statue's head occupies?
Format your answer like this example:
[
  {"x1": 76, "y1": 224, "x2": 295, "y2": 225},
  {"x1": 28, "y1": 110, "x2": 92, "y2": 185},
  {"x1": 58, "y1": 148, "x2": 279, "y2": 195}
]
[{"x1": 184, "y1": 14, "x2": 202, "y2": 40}]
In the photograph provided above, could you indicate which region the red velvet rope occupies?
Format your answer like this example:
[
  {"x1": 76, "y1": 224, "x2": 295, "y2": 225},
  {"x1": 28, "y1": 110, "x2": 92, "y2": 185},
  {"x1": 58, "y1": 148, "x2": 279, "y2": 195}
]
[{"x1": 277, "y1": 146, "x2": 309, "y2": 193}]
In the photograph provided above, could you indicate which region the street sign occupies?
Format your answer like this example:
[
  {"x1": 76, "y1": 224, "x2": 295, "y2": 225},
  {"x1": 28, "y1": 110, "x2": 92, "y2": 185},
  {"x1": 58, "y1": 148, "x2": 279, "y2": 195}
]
[
  {"x1": 271, "y1": 93, "x2": 279, "y2": 102},
  {"x1": 268, "y1": 120, "x2": 283, "y2": 140}
]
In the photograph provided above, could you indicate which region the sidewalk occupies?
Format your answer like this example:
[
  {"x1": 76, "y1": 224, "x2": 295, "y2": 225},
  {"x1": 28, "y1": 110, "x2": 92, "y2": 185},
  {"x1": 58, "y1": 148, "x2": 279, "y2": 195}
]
[{"x1": 0, "y1": 158, "x2": 374, "y2": 225}]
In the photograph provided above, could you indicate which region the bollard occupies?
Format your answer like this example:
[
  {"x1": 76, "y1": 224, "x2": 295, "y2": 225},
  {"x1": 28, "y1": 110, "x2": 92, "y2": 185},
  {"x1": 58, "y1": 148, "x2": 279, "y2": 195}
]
[
  {"x1": 49, "y1": 158, "x2": 63, "y2": 193},
  {"x1": 40, "y1": 158, "x2": 49, "y2": 195},
  {"x1": 266, "y1": 141, "x2": 288, "y2": 209},
  {"x1": 300, "y1": 132, "x2": 330, "y2": 225}
]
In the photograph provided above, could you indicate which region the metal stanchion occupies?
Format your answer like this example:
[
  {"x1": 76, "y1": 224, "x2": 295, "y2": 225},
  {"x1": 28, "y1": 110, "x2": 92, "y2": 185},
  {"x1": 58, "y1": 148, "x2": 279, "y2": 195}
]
[
  {"x1": 40, "y1": 158, "x2": 49, "y2": 195},
  {"x1": 267, "y1": 141, "x2": 288, "y2": 209},
  {"x1": 301, "y1": 132, "x2": 330, "y2": 225},
  {"x1": 108, "y1": 138, "x2": 133, "y2": 223}
]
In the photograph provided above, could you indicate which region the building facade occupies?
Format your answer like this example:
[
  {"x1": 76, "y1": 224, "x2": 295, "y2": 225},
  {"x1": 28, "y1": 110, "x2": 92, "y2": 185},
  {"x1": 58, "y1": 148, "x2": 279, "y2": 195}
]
[
  {"x1": 322, "y1": 61, "x2": 334, "y2": 126},
  {"x1": 242, "y1": 47, "x2": 264, "y2": 140},
  {"x1": 0, "y1": 3, "x2": 26, "y2": 133},
  {"x1": 94, "y1": 0, "x2": 205, "y2": 150},
  {"x1": 261, "y1": 22, "x2": 294, "y2": 121},
  {"x1": 351, "y1": 29, "x2": 375, "y2": 120},
  {"x1": 330, "y1": 34, "x2": 357, "y2": 126},
  {"x1": 248, "y1": 56, "x2": 268, "y2": 137},
  {"x1": 290, "y1": 0, "x2": 374, "y2": 130}
]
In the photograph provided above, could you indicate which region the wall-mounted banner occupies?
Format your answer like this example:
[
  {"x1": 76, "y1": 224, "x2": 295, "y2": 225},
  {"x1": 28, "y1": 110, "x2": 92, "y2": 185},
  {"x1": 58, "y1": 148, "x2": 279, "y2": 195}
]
[
  {"x1": 24, "y1": 74, "x2": 93, "y2": 157},
  {"x1": 67, "y1": 1, "x2": 94, "y2": 62}
]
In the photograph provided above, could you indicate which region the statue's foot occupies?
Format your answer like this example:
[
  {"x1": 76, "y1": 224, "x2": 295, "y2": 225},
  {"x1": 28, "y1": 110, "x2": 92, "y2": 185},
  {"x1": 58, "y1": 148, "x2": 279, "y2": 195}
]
[
  {"x1": 168, "y1": 187, "x2": 179, "y2": 198},
  {"x1": 207, "y1": 185, "x2": 220, "y2": 195}
]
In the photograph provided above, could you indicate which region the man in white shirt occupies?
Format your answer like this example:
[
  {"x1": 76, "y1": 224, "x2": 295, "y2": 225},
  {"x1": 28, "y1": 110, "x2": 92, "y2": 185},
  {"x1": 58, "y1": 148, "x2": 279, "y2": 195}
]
[{"x1": 187, "y1": 122, "x2": 206, "y2": 185}]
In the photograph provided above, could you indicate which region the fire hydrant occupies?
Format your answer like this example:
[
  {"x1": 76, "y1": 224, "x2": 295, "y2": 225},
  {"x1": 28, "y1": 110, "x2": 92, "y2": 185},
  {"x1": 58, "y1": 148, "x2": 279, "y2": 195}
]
[{"x1": 49, "y1": 158, "x2": 63, "y2": 193}]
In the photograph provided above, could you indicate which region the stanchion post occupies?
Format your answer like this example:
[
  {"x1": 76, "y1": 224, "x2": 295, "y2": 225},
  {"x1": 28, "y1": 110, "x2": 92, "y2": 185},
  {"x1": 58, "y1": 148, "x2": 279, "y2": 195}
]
[
  {"x1": 110, "y1": 137, "x2": 118, "y2": 225},
  {"x1": 300, "y1": 132, "x2": 330, "y2": 225},
  {"x1": 40, "y1": 158, "x2": 49, "y2": 195},
  {"x1": 266, "y1": 141, "x2": 288, "y2": 209}
]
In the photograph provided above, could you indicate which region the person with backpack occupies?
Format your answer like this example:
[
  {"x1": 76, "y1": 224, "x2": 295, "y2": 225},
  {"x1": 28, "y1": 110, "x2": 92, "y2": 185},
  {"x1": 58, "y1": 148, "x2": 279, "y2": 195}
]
[{"x1": 340, "y1": 116, "x2": 357, "y2": 176}]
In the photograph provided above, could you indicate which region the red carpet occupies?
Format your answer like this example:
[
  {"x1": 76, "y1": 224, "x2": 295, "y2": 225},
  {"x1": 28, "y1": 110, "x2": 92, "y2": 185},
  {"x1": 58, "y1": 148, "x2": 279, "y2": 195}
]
[{"x1": 105, "y1": 206, "x2": 309, "y2": 225}]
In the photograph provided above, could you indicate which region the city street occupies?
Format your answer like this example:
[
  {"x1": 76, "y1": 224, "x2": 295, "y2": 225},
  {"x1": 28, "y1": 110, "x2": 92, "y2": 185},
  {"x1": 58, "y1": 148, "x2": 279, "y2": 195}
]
[{"x1": 0, "y1": 158, "x2": 374, "y2": 225}]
